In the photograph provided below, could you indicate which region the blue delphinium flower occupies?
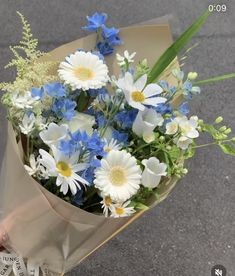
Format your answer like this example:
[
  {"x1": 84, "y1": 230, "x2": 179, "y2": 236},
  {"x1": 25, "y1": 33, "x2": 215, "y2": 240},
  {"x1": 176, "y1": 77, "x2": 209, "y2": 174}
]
[
  {"x1": 112, "y1": 129, "x2": 129, "y2": 144},
  {"x1": 182, "y1": 81, "x2": 201, "y2": 100},
  {"x1": 52, "y1": 98, "x2": 77, "y2": 121},
  {"x1": 115, "y1": 109, "x2": 138, "y2": 129},
  {"x1": 86, "y1": 131, "x2": 106, "y2": 156},
  {"x1": 155, "y1": 103, "x2": 173, "y2": 115},
  {"x1": 83, "y1": 12, "x2": 122, "y2": 56},
  {"x1": 96, "y1": 41, "x2": 114, "y2": 56},
  {"x1": 72, "y1": 189, "x2": 85, "y2": 207},
  {"x1": 31, "y1": 87, "x2": 44, "y2": 99},
  {"x1": 158, "y1": 80, "x2": 177, "y2": 98},
  {"x1": 96, "y1": 112, "x2": 108, "y2": 128},
  {"x1": 82, "y1": 12, "x2": 108, "y2": 31},
  {"x1": 178, "y1": 102, "x2": 189, "y2": 115},
  {"x1": 44, "y1": 82, "x2": 67, "y2": 98},
  {"x1": 88, "y1": 87, "x2": 107, "y2": 98},
  {"x1": 102, "y1": 26, "x2": 122, "y2": 46}
]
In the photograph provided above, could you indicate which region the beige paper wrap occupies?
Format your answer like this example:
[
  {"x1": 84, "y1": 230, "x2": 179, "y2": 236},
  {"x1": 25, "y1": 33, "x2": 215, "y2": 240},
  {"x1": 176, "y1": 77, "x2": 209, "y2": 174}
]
[{"x1": 0, "y1": 23, "x2": 180, "y2": 274}]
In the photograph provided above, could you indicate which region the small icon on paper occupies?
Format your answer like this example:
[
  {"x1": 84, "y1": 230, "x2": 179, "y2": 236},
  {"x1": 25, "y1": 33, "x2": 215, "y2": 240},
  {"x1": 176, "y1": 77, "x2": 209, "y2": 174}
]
[{"x1": 211, "y1": 265, "x2": 226, "y2": 276}]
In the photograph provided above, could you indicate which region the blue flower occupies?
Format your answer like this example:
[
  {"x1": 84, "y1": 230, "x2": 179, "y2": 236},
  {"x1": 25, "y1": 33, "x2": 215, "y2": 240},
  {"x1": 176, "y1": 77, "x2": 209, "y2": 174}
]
[
  {"x1": 31, "y1": 87, "x2": 44, "y2": 99},
  {"x1": 81, "y1": 167, "x2": 96, "y2": 184},
  {"x1": 52, "y1": 98, "x2": 77, "y2": 121},
  {"x1": 112, "y1": 129, "x2": 129, "y2": 144},
  {"x1": 88, "y1": 87, "x2": 107, "y2": 98},
  {"x1": 82, "y1": 12, "x2": 108, "y2": 31},
  {"x1": 158, "y1": 80, "x2": 177, "y2": 97},
  {"x1": 72, "y1": 189, "x2": 85, "y2": 206},
  {"x1": 96, "y1": 41, "x2": 114, "y2": 56},
  {"x1": 96, "y1": 112, "x2": 107, "y2": 128},
  {"x1": 115, "y1": 109, "x2": 138, "y2": 129},
  {"x1": 155, "y1": 103, "x2": 173, "y2": 115},
  {"x1": 102, "y1": 25, "x2": 122, "y2": 46},
  {"x1": 178, "y1": 102, "x2": 189, "y2": 115},
  {"x1": 44, "y1": 82, "x2": 67, "y2": 98},
  {"x1": 86, "y1": 131, "x2": 106, "y2": 156}
]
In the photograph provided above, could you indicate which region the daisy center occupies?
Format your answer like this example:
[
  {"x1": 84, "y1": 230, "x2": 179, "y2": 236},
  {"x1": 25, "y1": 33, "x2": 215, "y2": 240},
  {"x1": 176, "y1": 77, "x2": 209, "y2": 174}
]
[
  {"x1": 105, "y1": 196, "x2": 112, "y2": 206},
  {"x1": 74, "y1": 67, "x2": 94, "y2": 81},
  {"x1": 56, "y1": 161, "x2": 72, "y2": 177},
  {"x1": 115, "y1": 207, "x2": 125, "y2": 215},
  {"x1": 109, "y1": 166, "x2": 127, "y2": 186},
  {"x1": 131, "y1": 91, "x2": 145, "y2": 103},
  {"x1": 104, "y1": 147, "x2": 112, "y2": 153}
]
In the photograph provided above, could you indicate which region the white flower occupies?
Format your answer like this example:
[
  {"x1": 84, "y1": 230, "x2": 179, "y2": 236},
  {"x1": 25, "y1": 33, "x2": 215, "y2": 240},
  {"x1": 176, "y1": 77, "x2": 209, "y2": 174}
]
[
  {"x1": 175, "y1": 136, "x2": 193, "y2": 150},
  {"x1": 19, "y1": 113, "x2": 36, "y2": 135},
  {"x1": 39, "y1": 123, "x2": 68, "y2": 146},
  {"x1": 110, "y1": 201, "x2": 136, "y2": 218},
  {"x1": 165, "y1": 120, "x2": 179, "y2": 135},
  {"x1": 178, "y1": 116, "x2": 199, "y2": 138},
  {"x1": 132, "y1": 108, "x2": 164, "y2": 143},
  {"x1": 100, "y1": 195, "x2": 113, "y2": 217},
  {"x1": 94, "y1": 150, "x2": 142, "y2": 202},
  {"x1": 11, "y1": 91, "x2": 39, "y2": 109},
  {"x1": 141, "y1": 157, "x2": 167, "y2": 188},
  {"x1": 64, "y1": 112, "x2": 95, "y2": 135},
  {"x1": 24, "y1": 154, "x2": 40, "y2": 176},
  {"x1": 103, "y1": 138, "x2": 122, "y2": 153},
  {"x1": 58, "y1": 51, "x2": 109, "y2": 91},
  {"x1": 116, "y1": 72, "x2": 166, "y2": 111},
  {"x1": 39, "y1": 147, "x2": 89, "y2": 195},
  {"x1": 116, "y1": 50, "x2": 136, "y2": 67}
]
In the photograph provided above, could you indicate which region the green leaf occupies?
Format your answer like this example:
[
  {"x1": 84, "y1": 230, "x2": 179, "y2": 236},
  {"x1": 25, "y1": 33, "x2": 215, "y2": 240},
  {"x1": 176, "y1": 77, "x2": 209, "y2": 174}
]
[
  {"x1": 184, "y1": 146, "x2": 195, "y2": 159},
  {"x1": 194, "y1": 73, "x2": 235, "y2": 86},
  {"x1": 218, "y1": 143, "x2": 235, "y2": 156},
  {"x1": 168, "y1": 145, "x2": 181, "y2": 161},
  {"x1": 147, "y1": 10, "x2": 210, "y2": 83},
  {"x1": 135, "y1": 202, "x2": 149, "y2": 211}
]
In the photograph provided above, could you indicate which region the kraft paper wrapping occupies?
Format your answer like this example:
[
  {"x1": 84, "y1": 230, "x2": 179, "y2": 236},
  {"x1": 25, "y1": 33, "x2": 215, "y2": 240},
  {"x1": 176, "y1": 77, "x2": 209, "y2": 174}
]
[{"x1": 0, "y1": 22, "x2": 180, "y2": 274}]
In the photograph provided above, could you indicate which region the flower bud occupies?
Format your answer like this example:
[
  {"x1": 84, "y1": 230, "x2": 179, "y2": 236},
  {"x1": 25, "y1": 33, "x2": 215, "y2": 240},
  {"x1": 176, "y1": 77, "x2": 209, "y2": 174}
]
[
  {"x1": 215, "y1": 116, "x2": 223, "y2": 124},
  {"x1": 219, "y1": 126, "x2": 227, "y2": 132},
  {"x1": 187, "y1": 72, "x2": 198, "y2": 80},
  {"x1": 166, "y1": 145, "x2": 172, "y2": 151},
  {"x1": 182, "y1": 168, "x2": 188, "y2": 174},
  {"x1": 159, "y1": 136, "x2": 165, "y2": 142},
  {"x1": 224, "y1": 128, "x2": 232, "y2": 134}
]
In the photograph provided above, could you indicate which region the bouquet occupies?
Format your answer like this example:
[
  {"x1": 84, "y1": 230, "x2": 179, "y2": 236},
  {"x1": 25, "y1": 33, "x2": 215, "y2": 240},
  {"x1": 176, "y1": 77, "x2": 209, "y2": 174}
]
[{"x1": 0, "y1": 10, "x2": 234, "y2": 275}]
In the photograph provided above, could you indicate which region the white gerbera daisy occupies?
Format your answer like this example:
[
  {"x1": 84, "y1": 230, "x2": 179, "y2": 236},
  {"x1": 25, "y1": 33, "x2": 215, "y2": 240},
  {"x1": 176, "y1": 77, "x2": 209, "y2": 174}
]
[
  {"x1": 116, "y1": 72, "x2": 166, "y2": 111},
  {"x1": 103, "y1": 138, "x2": 122, "y2": 153},
  {"x1": 58, "y1": 51, "x2": 109, "y2": 91},
  {"x1": 110, "y1": 201, "x2": 136, "y2": 218},
  {"x1": 94, "y1": 150, "x2": 142, "y2": 202},
  {"x1": 39, "y1": 147, "x2": 89, "y2": 195},
  {"x1": 100, "y1": 195, "x2": 113, "y2": 217}
]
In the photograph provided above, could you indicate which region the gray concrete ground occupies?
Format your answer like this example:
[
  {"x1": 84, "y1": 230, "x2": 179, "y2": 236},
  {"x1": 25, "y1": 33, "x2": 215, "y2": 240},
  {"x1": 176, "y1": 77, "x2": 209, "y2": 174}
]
[{"x1": 0, "y1": 1, "x2": 235, "y2": 275}]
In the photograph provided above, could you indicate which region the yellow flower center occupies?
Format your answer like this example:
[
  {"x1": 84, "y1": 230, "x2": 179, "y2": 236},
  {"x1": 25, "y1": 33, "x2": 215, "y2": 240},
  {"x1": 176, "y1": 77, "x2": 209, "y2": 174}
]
[
  {"x1": 56, "y1": 161, "x2": 72, "y2": 177},
  {"x1": 115, "y1": 207, "x2": 125, "y2": 215},
  {"x1": 109, "y1": 166, "x2": 127, "y2": 186},
  {"x1": 104, "y1": 196, "x2": 112, "y2": 206},
  {"x1": 74, "y1": 67, "x2": 94, "y2": 81},
  {"x1": 104, "y1": 147, "x2": 112, "y2": 153},
  {"x1": 131, "y1": 91, "x2": 145, "y2": 103}
]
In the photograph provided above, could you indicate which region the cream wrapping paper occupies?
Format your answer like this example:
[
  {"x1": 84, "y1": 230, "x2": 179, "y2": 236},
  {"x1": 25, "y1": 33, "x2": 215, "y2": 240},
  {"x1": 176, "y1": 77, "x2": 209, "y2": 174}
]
[{"x1": 0, "y1": 19, "x2": 181, "y2": 275}]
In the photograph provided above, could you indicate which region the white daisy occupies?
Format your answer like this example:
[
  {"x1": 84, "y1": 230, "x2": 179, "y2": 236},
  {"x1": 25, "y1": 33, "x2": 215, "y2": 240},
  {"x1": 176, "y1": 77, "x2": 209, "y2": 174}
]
[
  {"x1": 110, "y1": 201, "x2": 136, "y2": 218},
  {"x1": 100, "y1": 195, "x2": 113, "y2": 217},
  {"x1": 103, "y1": 138, "x2": 122, "y2": 153},
  {"x1": 116, "y1": 72, "x2": 166, "y2": 111},
  {"x1": 39, "y1": 147, "x2": 89, "y2": 195},
  {"x1": 94, "y1": 150, "x2": 142, "y2": 202},
  {"x1": 58, "y1": 51, "x2": 109, "y2": 91},
  {"x1": 24, "y1": 154, "x2": 40, "y2": 176},
  {"x1": 116, "y1": 50, "x2": 136, "y2": 67},
  {"x1": 19, "y1": 113, "x2": 36, "y2": 135}
]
